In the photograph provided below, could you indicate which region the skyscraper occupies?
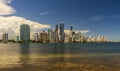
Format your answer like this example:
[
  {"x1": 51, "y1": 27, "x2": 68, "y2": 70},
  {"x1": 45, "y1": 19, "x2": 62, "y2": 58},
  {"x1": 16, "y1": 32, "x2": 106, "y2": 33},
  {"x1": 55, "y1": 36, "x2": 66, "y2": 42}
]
[
  {"x1": 55, "y1": 25, "x2": 58, "y2": 31},
  {"x1": 48, "y1": 29, "x2": 55, "y2": 43},
  {"x1": 60, "y1": 23, "x2": 64, "y2": 35},
  {"x1": 35, "y1": 33, "x2": 39, "y2": 42},
  {"x1": 14, "y1": 36, "x2": 19, "y2": 42},
  {"x1": 48, "y1": 29, "x2": 52, "y2": 42},
  {"x1": 55, "y1": 25, "x2": 59, "y2": 42},
  {"x1": 70, "y1": 26, "x2": 73, "y2": 37},
  {"x1": 3, "y1": 33, "x2": 8, "y2": 43},
  {"x1": 20, "y1": 24, "x2": 30, "y2": 42},
  {"x1": 39, "y1": 31, "x2": 47, "y2": 43},
  {"x1": 55, "y1": 25, "x2": 58, "y2": 36},
  {"x1": 59, "y1": 23, "x2": 64, "y2": 42}
]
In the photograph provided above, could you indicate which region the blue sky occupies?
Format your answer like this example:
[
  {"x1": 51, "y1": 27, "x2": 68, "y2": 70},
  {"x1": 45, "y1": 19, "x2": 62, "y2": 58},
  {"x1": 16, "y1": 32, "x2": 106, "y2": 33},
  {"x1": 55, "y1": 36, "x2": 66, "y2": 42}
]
[{"x1": 7, "y1": 0, "x2": 120, "y2": 41}]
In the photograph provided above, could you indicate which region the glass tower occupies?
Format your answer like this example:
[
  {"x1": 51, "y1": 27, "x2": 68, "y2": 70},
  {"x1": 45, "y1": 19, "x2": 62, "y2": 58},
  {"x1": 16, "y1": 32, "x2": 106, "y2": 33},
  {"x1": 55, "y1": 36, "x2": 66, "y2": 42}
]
[
  {"x1": 59, "y1": 23, "x2": 64, "y2": 42},
  {"x1": 20, "y1": 24, "x2": 30, "y2": 42}
]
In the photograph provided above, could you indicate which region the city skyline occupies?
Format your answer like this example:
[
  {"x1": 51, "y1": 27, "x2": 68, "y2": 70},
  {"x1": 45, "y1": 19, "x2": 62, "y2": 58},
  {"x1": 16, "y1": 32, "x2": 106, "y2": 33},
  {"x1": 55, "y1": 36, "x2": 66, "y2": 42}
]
[
  {"x1": 1, "y1": 23, "x2": 107, "y2": 43},
  {"x1": 0, "y1": 0, "x2": 120, "y2": 41}
]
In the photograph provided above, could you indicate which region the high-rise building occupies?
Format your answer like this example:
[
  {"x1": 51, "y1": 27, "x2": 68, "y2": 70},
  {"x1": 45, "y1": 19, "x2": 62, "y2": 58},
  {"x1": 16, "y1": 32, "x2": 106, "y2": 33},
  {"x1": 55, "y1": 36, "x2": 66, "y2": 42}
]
[
  {"x1": 64, "y1": 34, "x2": 69, "y2": 43},
  {"x1": 39, "y1": 31, "x2": 47, "y2": 43},
  {"x1": 70, "y1": 26, "x2": 73, "y2": 37},
  {"x1": 55, "y1": 25, "x2": 59, "y2": 42},
  {"x1": 96, "y1": 35, "x2": 107, "y2": 42},
  {"x1": 35, "y1": 33, "x2": 39, "y2": 42},
  {"x1": 60, "y1": 23, "x2": 64, "y2": 35},
  {"x1": 14, "y1": 36, "x2": 19, "y2": 42},
  {"x1": 48, "y1": 29, "x2": 52, "y2": 42},
  {"x1": 55, "y1": 25, "x2": 58, "y2": 32},
  {"x1": 20, "y1": 24, "x2": 30, "y2": 42},
  {"x1": 3, "y1": 33, "x2": 8, "y2": 43},
  {"x1": 59, "y1": 23, "x2": 64, "y2": 42},
  {"x1": 48, "y1": 29, "x2": 55, "y2": 43},
  {"x1": 55, "y1": 25, "x2": 58, "y2": 37}
]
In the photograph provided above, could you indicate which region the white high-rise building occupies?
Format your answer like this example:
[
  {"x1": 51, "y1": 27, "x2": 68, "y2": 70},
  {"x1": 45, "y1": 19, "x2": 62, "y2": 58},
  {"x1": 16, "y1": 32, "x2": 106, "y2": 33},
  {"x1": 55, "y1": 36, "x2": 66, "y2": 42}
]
[
  {"x1": 64, "y1": 34, "x2": 69, "y2": 43},
  {"x1": 3, "y1": 33, "x2": 8, "y2": 43},
  {"x1": 48, "y1": 29, "x2": 55, "y2": 43},
  {"x1": 35, "y1": 33, "x2": 39, "y2": 42},
  {"x1": 14, "y1": 36, "x2": 19, "y2": 42}
]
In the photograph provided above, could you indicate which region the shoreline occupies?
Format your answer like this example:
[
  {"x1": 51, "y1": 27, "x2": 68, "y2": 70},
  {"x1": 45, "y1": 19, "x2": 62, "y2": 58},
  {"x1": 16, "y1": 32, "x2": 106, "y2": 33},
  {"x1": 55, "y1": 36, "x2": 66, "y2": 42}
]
[{"x1": 0, "y1": 54, "x2": 119, "y2": 71}]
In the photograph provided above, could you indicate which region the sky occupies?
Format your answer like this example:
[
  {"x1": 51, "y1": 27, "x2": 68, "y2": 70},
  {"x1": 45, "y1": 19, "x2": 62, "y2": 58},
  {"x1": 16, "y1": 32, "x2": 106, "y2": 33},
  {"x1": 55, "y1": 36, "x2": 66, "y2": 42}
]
[{"x1": 0, "y1": 0, "x2": 120, "y2": 41}]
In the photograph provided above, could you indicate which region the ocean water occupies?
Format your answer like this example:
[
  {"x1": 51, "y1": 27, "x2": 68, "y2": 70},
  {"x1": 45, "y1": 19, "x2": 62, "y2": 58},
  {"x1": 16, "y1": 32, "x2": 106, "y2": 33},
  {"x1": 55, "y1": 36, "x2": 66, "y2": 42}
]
[{"x1": 0, "y1": 42, "x2": 120, "y2": 71}]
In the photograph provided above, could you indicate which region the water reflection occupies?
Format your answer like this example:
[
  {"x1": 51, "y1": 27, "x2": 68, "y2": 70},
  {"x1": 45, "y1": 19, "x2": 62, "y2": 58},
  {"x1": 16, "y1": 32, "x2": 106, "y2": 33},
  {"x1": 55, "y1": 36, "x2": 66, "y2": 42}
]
[
  {"x1": 19, "y1": 43, "x2": 30, "y2": 67},
  {"x1": 0, "y1": 43, "x2": 20, "y2": 69},
  {"x1": 46, "y1": 43, "x2": 67, "y2": 70},
  {"x1": 0, "y1": 43, "x2": 119, "y2": 71},
  {"x1": 56, "y1": 43, "x2": 65, "y2": 62}
]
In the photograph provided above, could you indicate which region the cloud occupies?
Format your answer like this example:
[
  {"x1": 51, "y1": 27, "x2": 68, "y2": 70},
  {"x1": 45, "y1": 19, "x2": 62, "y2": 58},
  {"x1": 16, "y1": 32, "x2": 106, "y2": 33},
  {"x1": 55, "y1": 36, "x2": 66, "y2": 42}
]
[
  {"x1": 0, "y1": 0, "x2": 16, "y2": 15},
  {"x1": 39, "y1": 11, "x2": 51, "y2": 16},
  {"x1": 64, "y1": 30, "x2": 90, "y2": 35},
  {"x1": 90, "y1": 15, "x2": 104, "y2": 21},
  {"x1": 90, "y1": 15, "x2": 120, "y2": 22},
  {"x1": 80, "y1": 30, "x2": 90, "y2": 33},
  {"x1": 0, "y1": 16, "x2": 50, "y2": 39},
  {"x1": 106, "y1": 15, "x2": 120, "y2": 19},
  {"x1": 0, "y1": 0, "x2": 51, "y2": 39}
]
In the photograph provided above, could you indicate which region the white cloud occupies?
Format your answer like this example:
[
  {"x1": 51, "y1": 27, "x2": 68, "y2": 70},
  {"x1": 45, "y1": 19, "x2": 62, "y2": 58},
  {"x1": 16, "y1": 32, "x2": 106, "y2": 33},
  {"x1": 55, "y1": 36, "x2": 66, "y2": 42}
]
[
  {"x1": 39, "y1": 11, "x2": 51, "y2": 16},
  {"x1": 0, "y1": 0, "x2": 90, "y2": 40},
  {"x1": 91, "y1": 15, "x2": 104, "y2": 21},
  {"x1": 0, "y1": 0, "x2": 16, "y2": 15},
  {"x1": 64, "y1": 30, "x2": 90, "y2": 35},
  {"x1": 0, "y1": 0, "x2": 51, "y2": 39},
  {"x1": 0, "y1": 16, "x2": 50, "y2": 39}
]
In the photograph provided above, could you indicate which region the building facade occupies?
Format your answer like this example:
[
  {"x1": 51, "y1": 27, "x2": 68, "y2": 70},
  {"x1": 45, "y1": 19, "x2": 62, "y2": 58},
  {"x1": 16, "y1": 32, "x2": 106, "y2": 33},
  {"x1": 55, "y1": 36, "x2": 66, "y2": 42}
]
[
  {"x1": 39, "y1": 31, "x2": 47, "y2": 43},
  {"x1": 70, "y1": 26, "x2": 73, "y2": 37},
  {"x1": 35, "y1": 33, "x2": 39, "y2": 42},
  {"x1": 20, "y1": 24, "x2": 30, "y2": 42},
  {"x1": 55, "y1": 25, "x2": 59, "y2": 42},
  {"x1": 59, "y1": 23, "x2": 65, "y2": 42},
  {"x1": 48, "y1": 29, "x2": 55, "y2": 43},
  {"x1": 14, "y1": 36, "x2": 19, "y2": 42},
  {"x1": 3, "y1": 33, "x2": 8, "y2": 43}
]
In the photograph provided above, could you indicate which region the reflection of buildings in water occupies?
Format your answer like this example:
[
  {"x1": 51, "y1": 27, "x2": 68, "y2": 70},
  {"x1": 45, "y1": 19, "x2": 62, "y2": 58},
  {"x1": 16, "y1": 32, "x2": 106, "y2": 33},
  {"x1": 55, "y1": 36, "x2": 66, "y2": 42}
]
[
  {"x1": 19, "y1": 44, "x2": 30, "y2": 66},
  {"x1": 0, "y1": 44, "x2": 20, "y2": 68},
  {"x1": 54, "y1": 43, "x2": 74, "y2": 63},
  {"x1": 55, "y1": 43, "x2": 65, "y2": 62},
  {"x1": 0, "y1": 55, "x2": 20, "y2": 68}
]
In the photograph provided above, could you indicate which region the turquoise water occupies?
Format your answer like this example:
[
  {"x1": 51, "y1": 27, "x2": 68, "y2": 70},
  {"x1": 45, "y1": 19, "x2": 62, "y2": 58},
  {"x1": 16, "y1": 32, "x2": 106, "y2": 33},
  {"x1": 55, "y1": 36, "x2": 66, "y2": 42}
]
[{"x1": 0, "y1": 42, "x2": 120, "y2": 71}]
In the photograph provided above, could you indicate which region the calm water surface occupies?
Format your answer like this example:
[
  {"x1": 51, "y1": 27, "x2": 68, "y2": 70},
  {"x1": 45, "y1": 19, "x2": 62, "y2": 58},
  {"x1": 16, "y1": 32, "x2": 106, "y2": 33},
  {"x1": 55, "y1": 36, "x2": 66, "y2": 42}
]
[{"x1": 0, "y1": 42, "x2": 120, "y2": 71}]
